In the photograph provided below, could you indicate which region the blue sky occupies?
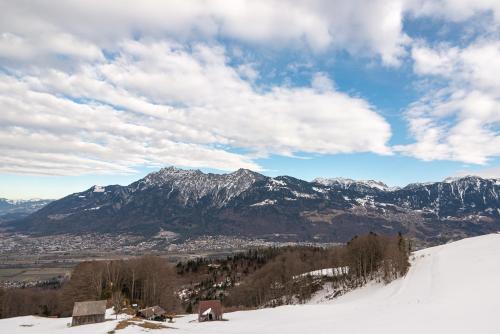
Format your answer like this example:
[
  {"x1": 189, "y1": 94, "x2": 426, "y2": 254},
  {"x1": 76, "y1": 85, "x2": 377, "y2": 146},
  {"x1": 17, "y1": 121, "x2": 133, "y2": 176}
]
[{"x1": 0, "y1": 1, "x2": 499, "y2": 199}]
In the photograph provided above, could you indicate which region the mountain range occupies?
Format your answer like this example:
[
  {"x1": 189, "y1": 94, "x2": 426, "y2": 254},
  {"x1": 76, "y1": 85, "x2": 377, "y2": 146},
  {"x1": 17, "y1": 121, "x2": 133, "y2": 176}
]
[
  {"x1": 0, "y1": 198, "x2": 53, "y2": 223},
  {"x1": 5, "y1": 167, "x2": 500, "y2": 246}
]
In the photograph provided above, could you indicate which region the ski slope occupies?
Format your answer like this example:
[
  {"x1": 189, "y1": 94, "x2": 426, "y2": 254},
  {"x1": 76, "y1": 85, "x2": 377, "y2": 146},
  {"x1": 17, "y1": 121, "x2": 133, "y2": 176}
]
[{"x1": 4, "y1": 233, "x2": 500, "y2": 334}]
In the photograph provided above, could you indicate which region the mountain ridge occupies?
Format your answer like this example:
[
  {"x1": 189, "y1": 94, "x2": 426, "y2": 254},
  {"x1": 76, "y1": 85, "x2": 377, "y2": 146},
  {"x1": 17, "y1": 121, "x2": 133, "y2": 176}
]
[{"x1": 6, "y1": 168, "x2": 500, "y2": 247}]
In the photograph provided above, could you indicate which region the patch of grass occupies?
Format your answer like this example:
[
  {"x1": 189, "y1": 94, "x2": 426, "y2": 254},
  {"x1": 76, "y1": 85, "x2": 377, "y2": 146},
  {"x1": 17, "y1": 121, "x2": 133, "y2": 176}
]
[
  {"x1": 114, "y1": 318, "x2": 168, "y2": 331},
  {"x1": 139, "y1": 321, "x2": 167, "y2": 330},
  {"x1": 0, "y1": 267, "x2": 71, "y2": 281},
  {"x1": 114, "y1": 320, "x2": 133, "y2": 330}
]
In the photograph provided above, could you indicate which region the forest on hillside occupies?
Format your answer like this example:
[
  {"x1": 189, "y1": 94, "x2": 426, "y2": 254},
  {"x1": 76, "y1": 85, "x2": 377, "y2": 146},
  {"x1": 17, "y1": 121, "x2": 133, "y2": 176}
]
[{"x1": 0, "y1": 233, "x2": 410, "y2": 318}]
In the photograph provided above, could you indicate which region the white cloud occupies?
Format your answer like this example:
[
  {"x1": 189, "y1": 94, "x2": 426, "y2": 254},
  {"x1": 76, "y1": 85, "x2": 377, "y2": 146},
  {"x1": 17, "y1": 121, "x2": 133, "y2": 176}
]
[
  {"x1": 0, "y1": 72, "x2": 261, "y2": 175},
  {"x1": 0, "y1": 32, "x2": 103, "y2": 66},
  {"x1": 236, "y1": 63, "x2": 259, "y2": 82},
  {"x1": 2, "y1": 1, "x2": 499, "y2": 69},
  {"x1": 396, "y1": 40, "x2": 500, "y2": 164},
  {"x1": 0, "y1": 0, "x2": 410, "y2": 66},
  {"x1": 411, "y1": 44, "x2": 461, "y2": 76},
  {"x1": 311, "y1": 73, "x2": 335, "y2": 92},
  {"x1": 0, "y1": 40, "x2": 391, "y2": 175},
  {"x1": 407, "y1": 0, "x2": 500, "y2": 23}
]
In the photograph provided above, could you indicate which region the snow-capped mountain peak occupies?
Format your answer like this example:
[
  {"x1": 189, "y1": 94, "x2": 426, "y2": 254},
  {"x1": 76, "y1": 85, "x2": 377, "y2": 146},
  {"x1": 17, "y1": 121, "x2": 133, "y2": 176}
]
[
  {"x1": 313, "y1": 177, "x2": 396, "y2": 191},
  {"x1": 93, "y1": 185, "x2": 106, "y2": 193},
  {"x1": 134, "y1": 166, "x2": 266, "y2": 206},
  {"x1": 443, "y1": 175, "x2": 483, "y2": 183}
]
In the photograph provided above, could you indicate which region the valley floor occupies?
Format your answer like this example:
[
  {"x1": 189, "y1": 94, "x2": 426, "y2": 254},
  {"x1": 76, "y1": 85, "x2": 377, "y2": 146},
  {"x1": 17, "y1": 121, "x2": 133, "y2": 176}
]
[{"x1": 4, "y1": 233, "x2": 500, "y2": 334}]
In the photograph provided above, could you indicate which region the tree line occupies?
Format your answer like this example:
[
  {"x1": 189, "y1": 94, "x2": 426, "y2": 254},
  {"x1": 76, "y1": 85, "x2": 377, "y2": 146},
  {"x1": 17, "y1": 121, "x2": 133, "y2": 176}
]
[
  {"x1": 0, "y1": 256, "x2": 178, "y2": 318},
  {"x1": 225, "y1": 233, "x2": 410, "y2": 308}
]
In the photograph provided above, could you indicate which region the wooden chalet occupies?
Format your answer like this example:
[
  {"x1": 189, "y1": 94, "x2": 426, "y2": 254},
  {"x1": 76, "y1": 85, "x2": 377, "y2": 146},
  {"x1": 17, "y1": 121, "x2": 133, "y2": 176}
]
[{"x1": 71, "y1": 300, "x2": 107, "y2": 326}]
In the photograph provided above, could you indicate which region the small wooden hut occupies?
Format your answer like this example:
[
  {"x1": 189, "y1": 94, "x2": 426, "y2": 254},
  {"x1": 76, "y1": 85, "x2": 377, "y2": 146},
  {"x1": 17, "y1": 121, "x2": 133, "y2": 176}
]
[
  {"x1": 137, "y1": 305, "x2": 167, "y2": 321},
  {"x1": 198, "y1": 300, "x2": 223, "y2": 322},
  {"x1": 71, "y1": 300, "x2": 107, "y2": 326}
]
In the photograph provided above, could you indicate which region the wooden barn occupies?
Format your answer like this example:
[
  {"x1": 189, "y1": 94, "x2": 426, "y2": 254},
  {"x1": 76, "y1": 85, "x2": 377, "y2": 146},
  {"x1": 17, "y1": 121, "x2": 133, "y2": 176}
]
[
  {"x1": 137, "y1": 305, "x2": 167, "y2": 321},
  {"x1": 198, "y1": 300, "x2": 223, "y2": 322},
  {"x1": 71, "y1": 300, "x2": 107, "y2": 326}
]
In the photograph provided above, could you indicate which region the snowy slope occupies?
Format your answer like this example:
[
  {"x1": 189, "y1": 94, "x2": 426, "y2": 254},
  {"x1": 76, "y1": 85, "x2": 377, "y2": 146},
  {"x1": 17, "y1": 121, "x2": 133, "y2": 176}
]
[{"x1": 4, "y1": 233, "x2": 500, "y2": 334}]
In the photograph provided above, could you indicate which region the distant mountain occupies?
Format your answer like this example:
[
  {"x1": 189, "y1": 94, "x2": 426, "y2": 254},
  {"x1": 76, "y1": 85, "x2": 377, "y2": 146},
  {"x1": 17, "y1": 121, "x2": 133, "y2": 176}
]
[
  {"x1": 8, "y1": 167, "x2": 500, "y2": 247},
  {"x1": 313, "y1": 177, "x2": 399, "y2": 193},
  {"x1": 0, "y1": 198, "x2": 53, "y2": 222}
]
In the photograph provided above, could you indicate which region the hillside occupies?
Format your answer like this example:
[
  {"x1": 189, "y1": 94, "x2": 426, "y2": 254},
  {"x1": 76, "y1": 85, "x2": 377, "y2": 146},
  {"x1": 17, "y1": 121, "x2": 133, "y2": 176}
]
[
  {"x1": 8, "y1": 167, "x2": 500, "y2": 246},
  {"x1": 3, "y1": 233, "x2": 500, "y2": 333}
]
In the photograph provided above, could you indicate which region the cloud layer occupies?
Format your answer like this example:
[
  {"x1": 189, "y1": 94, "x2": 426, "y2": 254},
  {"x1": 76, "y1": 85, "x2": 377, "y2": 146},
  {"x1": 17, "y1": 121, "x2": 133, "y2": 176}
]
[
  {"x1": 1, "y1": 0, "x2": 500, "y2": 176},
  {"x1": 0, "y1": 0, "x2": 411, "y2": 65},
  {"x1": 0, "y1": 38, "x2": 392, "y2": 175}
]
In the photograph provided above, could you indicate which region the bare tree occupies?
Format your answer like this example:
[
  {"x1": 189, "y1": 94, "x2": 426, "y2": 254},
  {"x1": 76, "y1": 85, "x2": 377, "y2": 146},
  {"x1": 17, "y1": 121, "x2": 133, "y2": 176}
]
[{"x1": 112, "y1": 291, "x2": 124, "y2": 319}]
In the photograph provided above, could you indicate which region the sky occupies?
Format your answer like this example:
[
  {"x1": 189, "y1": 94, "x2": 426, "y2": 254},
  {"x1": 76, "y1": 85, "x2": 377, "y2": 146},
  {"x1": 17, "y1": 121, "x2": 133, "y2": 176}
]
[{"x1": 0, "y1": 0, "x2": 500, "y2": 199}]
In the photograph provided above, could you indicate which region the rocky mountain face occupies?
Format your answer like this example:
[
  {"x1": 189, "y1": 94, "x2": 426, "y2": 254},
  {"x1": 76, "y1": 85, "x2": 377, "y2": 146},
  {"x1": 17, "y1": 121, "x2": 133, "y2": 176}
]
[
  {"x1": 8, "y1": 167, "x2": 500, "y2": 247},
  {"x1": 0, "y1": 198, "x2": 53, "y2": 222}
]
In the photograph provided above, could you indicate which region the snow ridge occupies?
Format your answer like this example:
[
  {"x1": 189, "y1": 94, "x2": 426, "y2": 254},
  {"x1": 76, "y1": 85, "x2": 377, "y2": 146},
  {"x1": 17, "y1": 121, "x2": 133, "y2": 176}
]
[{"x1": 313, "y1": 177, "x2": 397, "y2": 191}]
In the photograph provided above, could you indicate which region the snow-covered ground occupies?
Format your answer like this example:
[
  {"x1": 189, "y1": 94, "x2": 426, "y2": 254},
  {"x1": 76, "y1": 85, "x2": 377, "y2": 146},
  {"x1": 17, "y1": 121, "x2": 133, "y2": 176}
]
[{"x1": 4, "y1": 233, "x2": 500, "y2": 333}]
